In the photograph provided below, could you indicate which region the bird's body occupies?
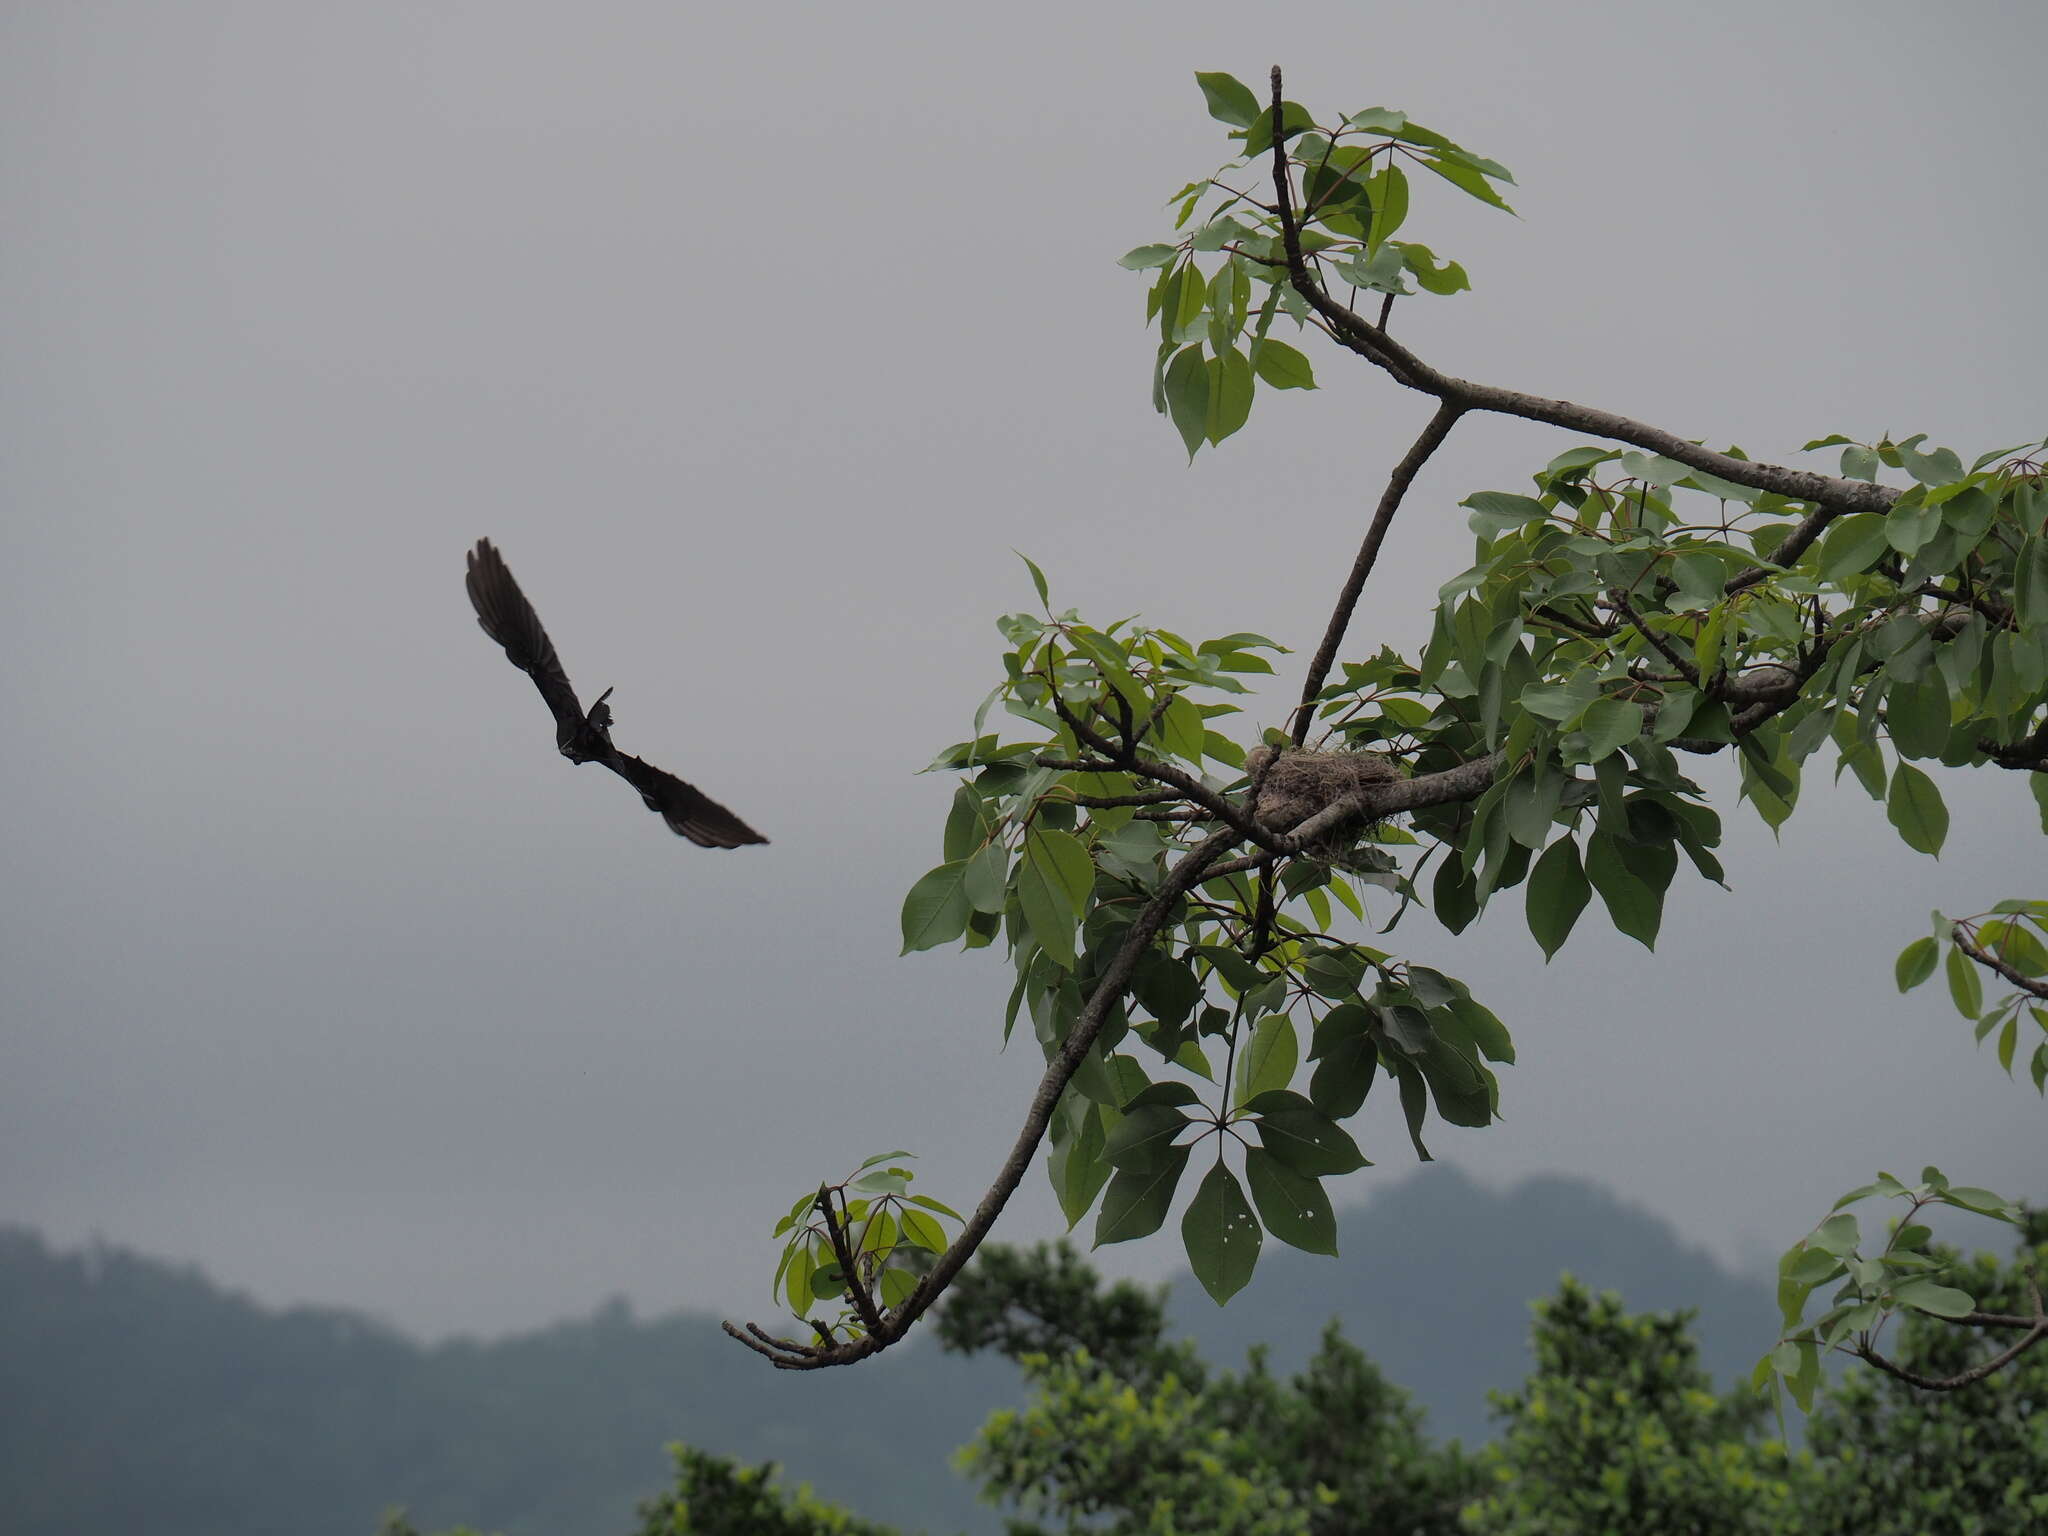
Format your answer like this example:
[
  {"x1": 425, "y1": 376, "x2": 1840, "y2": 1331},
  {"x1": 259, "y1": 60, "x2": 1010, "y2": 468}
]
[{"x1": 464, "y1": 538, "x2": 768, "y2": 849}]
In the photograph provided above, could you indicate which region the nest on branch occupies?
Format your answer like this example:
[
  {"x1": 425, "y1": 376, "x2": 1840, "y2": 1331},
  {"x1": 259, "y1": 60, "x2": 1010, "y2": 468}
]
[{"x1": 1243, "y1": 745, "x2": 1402, "y2": 860}]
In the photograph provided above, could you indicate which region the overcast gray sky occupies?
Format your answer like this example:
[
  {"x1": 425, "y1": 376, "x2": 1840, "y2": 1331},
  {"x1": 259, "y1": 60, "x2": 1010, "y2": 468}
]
[{"x1": 4, "y1": 0, "x2": 2042, "y2": 1339}]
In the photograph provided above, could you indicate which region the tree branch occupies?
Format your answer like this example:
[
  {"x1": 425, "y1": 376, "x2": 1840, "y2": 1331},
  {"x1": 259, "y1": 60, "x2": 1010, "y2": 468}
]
[
  {"x1": 1263, "y1": 67, "x2": 1894, "y2": 584},
  {"x1": 1855, "y1": 1319, "x2": 2048, "y2": 1392},
  {"x1": 1951, "y1": 923, "x2": 2048, "y2": 1001},
  {"x1": 1050, "y1": 693, "x2": 1292, "y2": 856},
  {"x1": 1604, "y1": 589, "x2": 1701, "y2": 686},
  {"x1": 818, "y1": 1185, "x2": 888, "y2": 1337},
  {"x1": 722, "y1": 825, "x2": 1241, "y2": 1367},
  {"x1": 1289, "y1": 400, "x2": 1466, "y2": 744}
]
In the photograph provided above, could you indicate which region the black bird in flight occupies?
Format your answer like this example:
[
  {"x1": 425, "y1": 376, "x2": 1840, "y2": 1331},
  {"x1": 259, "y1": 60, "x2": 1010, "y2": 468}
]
[{"x1": 465, "y1": 538, "x2": 768, "y2": 849}]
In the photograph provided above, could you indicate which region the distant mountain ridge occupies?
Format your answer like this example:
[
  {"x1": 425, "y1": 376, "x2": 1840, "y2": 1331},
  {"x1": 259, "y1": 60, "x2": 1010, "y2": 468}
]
[{"x1": 0, "y1": 1167, "x2": 1775, "y2": 1535}]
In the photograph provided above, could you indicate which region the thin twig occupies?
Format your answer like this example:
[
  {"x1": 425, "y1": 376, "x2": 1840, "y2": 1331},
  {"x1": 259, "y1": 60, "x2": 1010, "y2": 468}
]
[
  {"x1": 1288, "y1": 399, "x2": 1465, "y2": 744},
  {"x1": 1262, "y1": 67, "x2": 1894, "y2": 582},
  {"x1": 1605, "y1": 589, "x2": 1701, "y2": 685},
  {"x1": 1951, "y1": 924, "x2": 2048, "y2": 1000},
  {"x1": 818, "y1": 1185, "x2": 887, "y2": 1338}
]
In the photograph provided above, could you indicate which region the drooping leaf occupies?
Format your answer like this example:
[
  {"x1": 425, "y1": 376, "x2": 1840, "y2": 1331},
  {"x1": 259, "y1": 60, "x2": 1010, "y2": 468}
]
[
  {"x1": 1250, "y1": 1093, "x2": 1369, "y2": 1176},
  {"x1": 1016, "y1": 854, "x2": 1077, "y2": 969},
  {"x1": 1163, "y1": 343, "x2": 1208, "y2": 459},
  {"x1": 1235, "y1": 1015, "x2": 1299, "y2": 1106},
  {"x1": 1194, "y1": 70, "x2": 1262, "y2": 129},
  {"x1": 1894, "y1": 936, "x2": 1939, "y2": 992},
  {"x1": 1308, "y1": 1003, "x2": 1378, "y2": 1118},
  {"x1": 1183, "y1": 1161, "x2": 1262, "y2": 1303},
  {"x1": 1245, "y1": 1148, "x2": 1338, "y2": 1256},
  {"x1": 900, "y1": 861, "x2": 971, "y2": 953},
  {"x1": 1945, "y1": 943, "x2": 1984, "y2": 1020},
  {"x1": 1584, "y1": 831, "x2": 1660, "y2": 949},
  {"x1": 1205, "y1": 346, "x2": 1255, "y2": 445},
  {"x1": 1026, "y1": 826, "x2": 1096, "y2": 917},
  {"x1": 1885, "y1": 761, "x2": 1948, "y2": 856},
  {"x1": 1094, "y1": 1145, "x2": 1192, "y2": 1246},
  {"x1": 1251, "y1": 337, "x2": 1316, "y2": 389},
  {"x1": 1103, "y1": 1103, "x2": 1192, "y2": 1170}
]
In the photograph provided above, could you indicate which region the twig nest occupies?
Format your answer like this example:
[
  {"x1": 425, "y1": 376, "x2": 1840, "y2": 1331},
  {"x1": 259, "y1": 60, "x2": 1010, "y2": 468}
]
[{"x1": 1243, "y1": 746, "x2": 1402, "y2": 844}]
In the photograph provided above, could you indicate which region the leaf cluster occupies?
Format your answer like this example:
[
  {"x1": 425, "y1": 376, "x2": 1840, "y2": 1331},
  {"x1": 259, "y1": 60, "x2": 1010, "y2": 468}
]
[
  {"x1": 1896, "y1": 899, "x2": 2048, "y2": 1091},
  {"x1": 1121, "y1": 73, "x2": 1513, "y2": 459},
  {"x1": 1760, "y1": 1168, "x2": 2026, "y2": 1413},
  {"x1": 768, "y1": 1153, "x2": 962, "y2": 1341}
]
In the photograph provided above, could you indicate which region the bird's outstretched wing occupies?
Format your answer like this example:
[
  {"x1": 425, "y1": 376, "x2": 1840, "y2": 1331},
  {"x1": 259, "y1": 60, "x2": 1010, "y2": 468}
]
[
  {"x1": 465, "y1": 538, "x2": 769, "y2": 849},
  {"x1": 465, "y1": 537, "x2": 587, "y2": 744},
  {"x1": 610, "y1": 751, "x2": 769, "y2": 849}
]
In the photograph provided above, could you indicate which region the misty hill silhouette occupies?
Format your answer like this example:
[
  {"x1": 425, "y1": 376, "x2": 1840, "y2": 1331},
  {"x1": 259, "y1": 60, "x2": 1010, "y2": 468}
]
[{"x1": 0, "y1": 1166, "x2": 1773, "y2": 1535}]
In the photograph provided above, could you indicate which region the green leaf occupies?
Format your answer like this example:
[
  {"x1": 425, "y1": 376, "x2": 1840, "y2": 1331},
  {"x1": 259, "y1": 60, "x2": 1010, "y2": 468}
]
[
  {"x1": 1163, "y1": 343, "x2": 1208, "y2": 459},
  {"x1": 1885, "y1": 761, "x2": 1948, "y2": 856},
  {"x1": 2016, "y1": 536, "x2": 2048, "y2": 627},
  {"x1": 1103, "y1": 1103, "x2": 1191, "y2": 1169},
  {"x1": 1194, "y1": 70, "x2": 1261, "y2": 129},
  {"x1": 898, "y1": 1207, "x2": 948, "y2": 1254},
  {"x1": 1391, "y1": 1056, "x2": 1432, "y2": 1161},
  {"x1": 1811, "y1": 1212, "x2": 1860, "y2": 1257},
  {"x1": 1160, "y1": 694, "x2": 1206, "y2": 761},
  {"x1": 1245, "y1": 1149, "x2": 1338, "y2": 1256},
  {"x1": 1026, "y1": 826, "x2": 1095, "y2": 917},
  {"x1": 1433, "y1": 848, "x2": 1479, "y2": 934},
  {"x1": 1577, "y1": 698, "x2": 1643, "y2": 763},
  {"x1": 1784, "y1": 1338, "x2": 1822, "y2": 1413},
  {"x1": 1894, "y1": 936, "x2": 1939, "y2": 992},
  {"x1": 1048, "y1": 1103, "x2": 1110, "y2": 1229},
  {"x1": 1462, "y1": 490, "x2": 1549, "y2": 535},
  {"x1": 1308, "y1": 1003, "x2": 1378, "y2": 1118},
  {"x1": 1017, "y1": 855, "x2": 1077, "y2": 969},
  {"x1": 1240, "y1": 100, "x2": 1314, "y2": 158},
  {"x1": 1886, "y1": 496, "x2": 1943, "y2": 555},
  {"x1": 962, "y1": 841, "x2": 1009, "y2": 915},
  {"x1": 1885, "y1": 670, "x2": 1951, "y2": 760},
  {"x1": 1183, "y1": 1162, "x2": 1262, "y2": 1303},
  {"x1": 1940, "y1": 1184, "x2": 2019, "y2": 1219},
  {"x1": 1094, "y1": 1145, "x2": 1191, "y2": 1246},
  {"x1": 1415, "y1": 153, "x2": 1514, "y2": 212},
  {"x1": 1891, "y1": 1279, "x2": 1976, "y2": 1318},
  {"x1": 1401, "y1": 241, "x2": 1468, "y2": 294},
  {"x1": 1251, "y1": 338, "x2": 1316, "y2": 389},
  {"x1": 1252, "y1": 1094, "x2": 1368, "y2": 1176},
  {"x1": 1119, "y1": 243, "x2": 1181, "y2": 271},
  {"x1": 1944, "y1": 944, "x2": 1983, "y2": 1020},
  {"x1": 899, "y1": 861, "x2": 971, "y2": 953},
  {"x1": 1584, "y1": 831, "x2": 1661, "y2": 949},
  {"x1": 1236, "y1": 1016, "x2": 1299, "y2": 1107},
  {"x1": 1204, "y1": 346, "x2": 1255, "y2": 445},
  {"x1": 1525, "y1": 838, "x2": 1589, "y2": 959},
  {"x1": 1816, "y1": 512, "x2": 1892, "y2": 581}
]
